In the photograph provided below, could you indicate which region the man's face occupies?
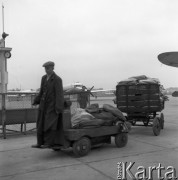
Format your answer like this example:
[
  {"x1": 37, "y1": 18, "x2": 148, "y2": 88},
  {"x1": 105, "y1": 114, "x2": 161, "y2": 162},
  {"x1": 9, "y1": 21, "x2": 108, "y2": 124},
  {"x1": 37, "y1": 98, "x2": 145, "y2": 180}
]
[{"x1": 45, "y1": 66, "x2": 54, "y2": 75}]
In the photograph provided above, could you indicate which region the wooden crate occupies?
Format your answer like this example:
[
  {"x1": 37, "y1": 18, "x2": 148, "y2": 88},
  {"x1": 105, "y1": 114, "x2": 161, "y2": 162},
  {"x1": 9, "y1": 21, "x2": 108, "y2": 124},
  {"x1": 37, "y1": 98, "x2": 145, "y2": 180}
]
[{"x1": 116, "y1": 83, "x2": 163, "y2": 113}]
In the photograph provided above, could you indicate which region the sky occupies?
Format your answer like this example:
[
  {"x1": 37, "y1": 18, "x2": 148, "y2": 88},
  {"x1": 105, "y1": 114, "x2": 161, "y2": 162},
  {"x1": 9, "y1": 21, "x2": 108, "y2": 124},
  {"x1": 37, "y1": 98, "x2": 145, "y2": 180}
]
[{"x1": 1, "y1": 0, "x2": 178, "y2": 90}]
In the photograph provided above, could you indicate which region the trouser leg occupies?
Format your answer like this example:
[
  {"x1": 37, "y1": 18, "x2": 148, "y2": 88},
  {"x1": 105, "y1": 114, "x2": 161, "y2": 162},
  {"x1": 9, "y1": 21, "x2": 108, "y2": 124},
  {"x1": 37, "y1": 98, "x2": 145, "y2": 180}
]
[
  {"x1": 36, "y1": 110, "x2": 44, "y2": 145},
  {"x1": 37, "y1": 132, "x2": 44, "y2": 145},
  {"x1": 44, "y1": 130, "x2": 56, "y2": 145}
]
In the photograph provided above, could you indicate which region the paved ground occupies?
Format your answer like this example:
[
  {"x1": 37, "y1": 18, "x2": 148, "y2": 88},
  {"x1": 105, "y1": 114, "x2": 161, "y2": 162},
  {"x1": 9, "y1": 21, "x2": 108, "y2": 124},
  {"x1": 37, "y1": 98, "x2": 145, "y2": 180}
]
[{"x1": 0, "y1": 115, "x2": 178, "y2": 180}]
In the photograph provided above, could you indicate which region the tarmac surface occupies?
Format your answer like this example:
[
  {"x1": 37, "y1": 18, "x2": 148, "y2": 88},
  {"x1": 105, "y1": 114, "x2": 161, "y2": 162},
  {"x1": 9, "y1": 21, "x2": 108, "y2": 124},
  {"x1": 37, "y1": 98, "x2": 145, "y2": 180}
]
[{"x1": 0, "y1": 112, "x2": 178, "y2": 180}]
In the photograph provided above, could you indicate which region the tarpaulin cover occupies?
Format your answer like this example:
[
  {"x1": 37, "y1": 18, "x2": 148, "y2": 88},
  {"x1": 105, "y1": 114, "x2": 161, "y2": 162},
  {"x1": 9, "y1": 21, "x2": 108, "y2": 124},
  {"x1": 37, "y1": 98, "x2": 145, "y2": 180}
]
[
  {"x1": 71, "y1": 108, "x2": 95, "y2": 128},
  {"x1": 103, "y1": 104, "x2": 126, "y2": 121},
  {"x1": 118, "y1": 75, "x2": 160, "y2": 85},
  {"x1": 71, "y1": 104, "x2": 126, "y2": 128},
  {"x1": 86, "y1": 103, "x2": 99, "y2": 113}
]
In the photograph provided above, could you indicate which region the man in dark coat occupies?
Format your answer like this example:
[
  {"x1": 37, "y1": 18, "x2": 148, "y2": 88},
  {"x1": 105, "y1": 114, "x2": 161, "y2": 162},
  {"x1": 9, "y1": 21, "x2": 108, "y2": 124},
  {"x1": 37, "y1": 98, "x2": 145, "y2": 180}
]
[{"x1": 32, "y1": 61, "x2": 64, "y2": 148}]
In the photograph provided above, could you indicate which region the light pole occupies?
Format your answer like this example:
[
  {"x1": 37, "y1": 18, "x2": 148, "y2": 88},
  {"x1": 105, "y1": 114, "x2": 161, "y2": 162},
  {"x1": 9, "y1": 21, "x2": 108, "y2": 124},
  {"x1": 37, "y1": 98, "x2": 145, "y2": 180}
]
[
  {"x1": 0, "y1": 4, "x2": 12, "y2": 93},
  {"x1": 0, "y1": 4, "x2": 12, "y2": 139}
]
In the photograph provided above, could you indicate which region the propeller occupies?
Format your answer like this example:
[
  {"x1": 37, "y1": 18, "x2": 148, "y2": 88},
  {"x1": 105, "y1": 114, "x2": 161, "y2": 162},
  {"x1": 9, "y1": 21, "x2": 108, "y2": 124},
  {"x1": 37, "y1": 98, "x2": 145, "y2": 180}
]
[{"x1": 82, "y1": 86, "x2": 95, "y2": 97}]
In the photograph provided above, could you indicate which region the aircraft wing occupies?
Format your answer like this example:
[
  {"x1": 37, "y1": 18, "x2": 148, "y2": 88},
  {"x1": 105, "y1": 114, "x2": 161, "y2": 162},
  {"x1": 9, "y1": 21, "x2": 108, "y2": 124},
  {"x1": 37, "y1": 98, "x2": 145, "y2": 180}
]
[
  {"x1": 91, "y1": 89, "x2": 116, "y2": 97},
  {"x1": 91, "y1": 89, "x2": 115, "y2": 93},
  {"x1": 64, "y1": 87, "x2": 84, "y2": 95},
  {"x1": 63, "y1": 86, "x2": 116, "y2": 97}
]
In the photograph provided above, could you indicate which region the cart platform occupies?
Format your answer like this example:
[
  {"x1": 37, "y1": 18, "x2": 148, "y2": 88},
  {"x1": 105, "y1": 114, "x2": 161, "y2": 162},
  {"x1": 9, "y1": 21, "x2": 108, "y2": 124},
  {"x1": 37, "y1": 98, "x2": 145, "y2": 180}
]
[
  {"x1": 64, "y1": 125, "x2": 126, "y2": 141},
  {"x1": 52, "y1": 109, "x2": 128, "y2": 157}
]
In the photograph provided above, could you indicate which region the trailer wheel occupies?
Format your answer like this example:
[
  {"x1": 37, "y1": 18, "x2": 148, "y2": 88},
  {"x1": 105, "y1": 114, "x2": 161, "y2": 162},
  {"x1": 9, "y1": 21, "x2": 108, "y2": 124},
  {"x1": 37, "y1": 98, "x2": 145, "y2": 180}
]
[
  {"x1": 73, "y1": 137, "x2": 91, "y2": 157},
  {"x1": 115, "y1": 133, "x2": 128, "y2": 148},
  {"x1": 160, "y1": 113, "x2": 164, "y2": 129},
  {"x1": 152, "y1": 117, "x2": 161, "y2": 136}
]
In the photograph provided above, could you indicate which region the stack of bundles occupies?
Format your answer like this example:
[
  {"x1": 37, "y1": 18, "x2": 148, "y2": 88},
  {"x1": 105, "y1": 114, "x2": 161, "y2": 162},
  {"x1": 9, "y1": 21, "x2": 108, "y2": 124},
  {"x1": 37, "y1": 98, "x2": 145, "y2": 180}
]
[
  {"x1": 71, "y1": 108, "x2": 103, "y2": 129},
  {"x1": 71, "y1": 108, "x2": 98, "y2": 128},
  {"x1": 86, "y1": 104, "x2": 126, "y2": 121},
  {"x1": 71, "y1": 104, "x2": 126, "y2": 129},
  {"x1": 116, "y1": 75, "x2": 165, "y2": 113}
]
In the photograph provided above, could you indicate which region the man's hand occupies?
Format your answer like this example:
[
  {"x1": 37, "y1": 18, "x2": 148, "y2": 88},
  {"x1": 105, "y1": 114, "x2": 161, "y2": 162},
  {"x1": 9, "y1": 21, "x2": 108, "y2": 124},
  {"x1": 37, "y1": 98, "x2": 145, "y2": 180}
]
[{"x1": 32, "y1": 102, "x2": 37, "y2": 106}]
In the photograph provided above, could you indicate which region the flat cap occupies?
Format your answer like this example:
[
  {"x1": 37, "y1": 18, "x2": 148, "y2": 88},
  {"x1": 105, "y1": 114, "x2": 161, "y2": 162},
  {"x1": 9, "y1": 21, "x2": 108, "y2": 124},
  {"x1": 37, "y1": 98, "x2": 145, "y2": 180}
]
[{"x1": 42, "y1": 61, "x2": 55, "y2": 67}]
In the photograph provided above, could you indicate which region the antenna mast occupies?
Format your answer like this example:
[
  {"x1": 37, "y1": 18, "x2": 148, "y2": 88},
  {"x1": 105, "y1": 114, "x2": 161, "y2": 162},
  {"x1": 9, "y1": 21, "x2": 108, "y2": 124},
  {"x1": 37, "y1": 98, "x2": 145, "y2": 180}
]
[{"x1": 2, "y1": 3, "x2": 4, "y2": 33}]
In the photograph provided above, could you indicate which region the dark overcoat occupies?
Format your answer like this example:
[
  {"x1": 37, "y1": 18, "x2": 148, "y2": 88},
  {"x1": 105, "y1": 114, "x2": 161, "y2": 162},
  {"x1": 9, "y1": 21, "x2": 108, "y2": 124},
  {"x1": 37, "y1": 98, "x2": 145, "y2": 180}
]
[{"x1": 34, "y1": 72, "x2": 64, "y2": 132}]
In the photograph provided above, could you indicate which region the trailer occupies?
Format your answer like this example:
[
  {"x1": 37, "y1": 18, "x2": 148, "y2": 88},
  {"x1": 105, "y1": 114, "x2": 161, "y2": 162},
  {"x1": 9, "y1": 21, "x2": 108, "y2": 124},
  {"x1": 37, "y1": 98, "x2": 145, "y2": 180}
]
[{"x1": 116, "y1": 79, "x2": 166, "y2": 136}]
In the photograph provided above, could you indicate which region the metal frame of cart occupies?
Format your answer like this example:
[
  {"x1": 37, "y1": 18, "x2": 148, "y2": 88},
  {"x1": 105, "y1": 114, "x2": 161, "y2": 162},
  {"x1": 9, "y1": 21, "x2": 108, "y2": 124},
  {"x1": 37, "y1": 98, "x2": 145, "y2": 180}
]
[{"x1": 50, "y1": 102, "x2": 129, "y2": 157}]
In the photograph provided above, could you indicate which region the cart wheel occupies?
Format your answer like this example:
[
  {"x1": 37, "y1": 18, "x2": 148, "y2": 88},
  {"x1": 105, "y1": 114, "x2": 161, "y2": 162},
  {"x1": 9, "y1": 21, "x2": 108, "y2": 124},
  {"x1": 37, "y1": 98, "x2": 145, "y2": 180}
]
[
  {"x1": 152, "y1": 117, "x2": 161, "y2": 136},
  {"x1": 73, "y1": 137, "x2": 91, "y2": 157},
  {"x1": 115, "y1": 133, "x2": 128, "y2": 148},
  {"x1": 160, "y1": 113, "x2": 164, "y2": 129}
]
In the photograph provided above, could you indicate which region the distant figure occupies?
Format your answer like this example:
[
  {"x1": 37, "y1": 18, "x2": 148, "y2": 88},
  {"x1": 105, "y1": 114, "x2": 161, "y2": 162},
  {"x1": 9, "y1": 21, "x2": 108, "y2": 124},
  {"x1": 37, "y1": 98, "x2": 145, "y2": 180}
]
[
  {"x1": 32, "y1": 61, "x2": 64, "y2": 148},
  {"x1": 77, "y1": 86, "x2": 89, "y2": 109}
]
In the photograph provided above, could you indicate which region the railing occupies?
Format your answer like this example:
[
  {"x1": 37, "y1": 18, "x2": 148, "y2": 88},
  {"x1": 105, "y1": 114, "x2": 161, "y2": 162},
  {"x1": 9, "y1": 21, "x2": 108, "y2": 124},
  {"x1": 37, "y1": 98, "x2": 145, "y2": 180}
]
[
  {"x1": 0, "y1": 92, "x2": 38, "y2": 139},
  {"x1": 0, "y1": 92, "x2": 89, "y2": 139}
]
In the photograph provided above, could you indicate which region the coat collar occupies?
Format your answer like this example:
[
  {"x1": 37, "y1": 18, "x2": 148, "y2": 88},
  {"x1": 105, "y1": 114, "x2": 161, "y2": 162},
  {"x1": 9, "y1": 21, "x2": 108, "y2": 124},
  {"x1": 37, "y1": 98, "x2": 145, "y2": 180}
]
[
  {"x1": 50, "y1": 72, "x2": 56, "y2": 80},
  {"x1": 44, "y1": 72, "x2": 56, "y2": 81}
]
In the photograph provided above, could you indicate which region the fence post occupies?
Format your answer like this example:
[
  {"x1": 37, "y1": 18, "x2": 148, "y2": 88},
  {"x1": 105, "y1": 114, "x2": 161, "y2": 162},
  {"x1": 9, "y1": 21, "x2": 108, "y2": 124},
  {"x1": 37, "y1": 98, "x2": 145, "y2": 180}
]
[
  {"x1": 31, "y1": 95, "x2": 33, "y2": 108},
  {"x1": 2, "y1": 93, "x2": 6, "y2": 139},
  {"x1": 24, "y1": 109, "x2": 27, "y2": 135}
]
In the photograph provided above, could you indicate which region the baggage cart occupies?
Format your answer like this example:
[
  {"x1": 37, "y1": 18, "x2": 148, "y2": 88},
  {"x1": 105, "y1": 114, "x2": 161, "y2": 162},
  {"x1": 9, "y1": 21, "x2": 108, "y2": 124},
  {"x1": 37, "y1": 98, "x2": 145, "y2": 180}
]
[
  {"x1": 51, "y1": 101, "x2": 129, "y2": 157},
  {"x1": 116, "y1": 83, "x2": 165, "y2": 136}
]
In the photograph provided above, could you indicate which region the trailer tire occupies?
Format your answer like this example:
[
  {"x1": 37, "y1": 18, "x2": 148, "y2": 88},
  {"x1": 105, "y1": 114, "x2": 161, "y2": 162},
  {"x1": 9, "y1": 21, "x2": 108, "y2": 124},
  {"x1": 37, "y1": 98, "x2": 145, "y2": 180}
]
[
  {"x1": 153, "y1": 117, "x2": 161, "y2": 136},
  {"x1": 115, "y1": 133, "x2": 128, "y2": 148},
  {"x1": 73, "y1": 137, "x2": 91, "y2": 157},
  {"x1": 160, "y1": 113, "x2": 164, "y2": 129}
]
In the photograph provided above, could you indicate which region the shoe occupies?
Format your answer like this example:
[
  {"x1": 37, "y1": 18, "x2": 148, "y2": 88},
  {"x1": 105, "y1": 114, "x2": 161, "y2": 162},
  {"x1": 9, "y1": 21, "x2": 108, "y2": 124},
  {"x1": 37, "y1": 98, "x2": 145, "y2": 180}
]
[
  {"x1": 41, "y1": 144, "x2": 53, "y2": 149},
  {"x1": 31, "y1": 144, "x2": 42, "y2": 148}
]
